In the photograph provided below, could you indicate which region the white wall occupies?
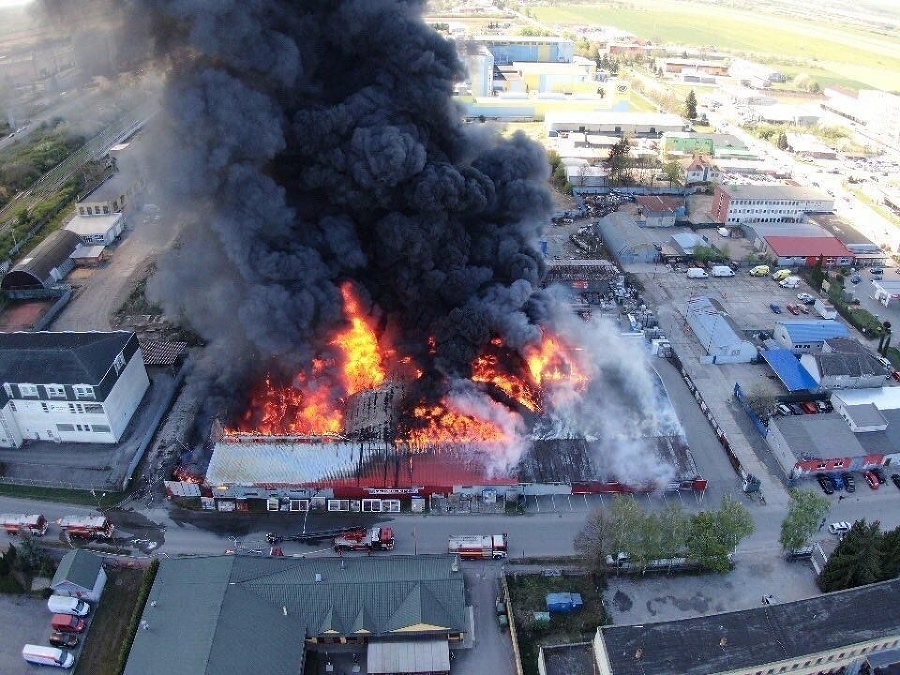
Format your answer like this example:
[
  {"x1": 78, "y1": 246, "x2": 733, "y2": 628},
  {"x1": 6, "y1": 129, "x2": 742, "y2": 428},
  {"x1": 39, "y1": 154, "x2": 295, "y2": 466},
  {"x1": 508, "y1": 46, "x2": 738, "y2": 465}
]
[
  {"x1": 0, "y1": 404, "x2": 23, "y2": 448},
  {"x1": 104, "y1": 352, "x2": 150, "y2": 440},
  {"x1": 14, "y1": 399, "x2": 116, "y2": 443}
]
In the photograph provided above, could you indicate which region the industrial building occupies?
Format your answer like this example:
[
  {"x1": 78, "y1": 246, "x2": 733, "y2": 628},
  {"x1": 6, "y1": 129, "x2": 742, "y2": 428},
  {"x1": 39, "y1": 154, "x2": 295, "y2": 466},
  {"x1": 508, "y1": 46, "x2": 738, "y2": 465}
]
[
  {"x1": 660, "y1": 133, "x2": 748, "y2": 159},
  {"x1": 469, "y1": 35, "x2": 574, "y2": 65},
  {"x1": 799, "y1": 338, "x2": 890, "y2": 390},
  {"x1": 124, "y1": 555, "x2": 466, "y2": 675},
  {"x1": 0, "y1": 229, "x2": 80, "y2": 291},
  {"x1": 711, "y1": 184, "x2": 833, "y2": 225},
  {"x1": 683, "y1": 297, "x2": 758, "y2": 364},
  {"x1": 545, "y1": 112, "x2": 688, "y2": 138},
  {"x1": 64, "y1": 212, "x2": 124, "y2": 246},
  {"x1": 761, "y1": 235, "x2": 854, "y2": 267},
  {"x1": 858, "y1": 89, "x2": 900, "y2": 147},
  {"x1": 773, "y1": 320, "x2": 851, "y2": 354},
  {"x1": 634, "y1": 196, "x2": 683, "y2": 228},
  {"x1": 0, "y1": 331, "x2": 149, "y2": 447},
  {"x1": 592, "y1": 210, "x2": 664, "y2": 264},
  {"x1": 591, "y1": 577, "x2": 900, "y2": 674}
]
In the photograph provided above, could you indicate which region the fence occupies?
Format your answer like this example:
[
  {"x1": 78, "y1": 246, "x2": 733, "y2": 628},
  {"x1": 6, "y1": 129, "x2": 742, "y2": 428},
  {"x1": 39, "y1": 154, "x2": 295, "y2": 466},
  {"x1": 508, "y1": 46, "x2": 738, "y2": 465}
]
[
  {"x1": 733, "y1": 382, "x2": 770, "y2": 438},
  {"x1": 501, "y1": 573, "x2": 526, "y2": 675}
]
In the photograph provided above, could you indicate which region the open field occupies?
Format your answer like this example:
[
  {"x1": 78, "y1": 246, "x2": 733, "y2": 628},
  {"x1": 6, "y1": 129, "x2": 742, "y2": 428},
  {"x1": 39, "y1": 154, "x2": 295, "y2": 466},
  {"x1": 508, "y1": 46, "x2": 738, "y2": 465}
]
[{"x1": 532, "y1": 1, "x2": 900, "y2": 90}]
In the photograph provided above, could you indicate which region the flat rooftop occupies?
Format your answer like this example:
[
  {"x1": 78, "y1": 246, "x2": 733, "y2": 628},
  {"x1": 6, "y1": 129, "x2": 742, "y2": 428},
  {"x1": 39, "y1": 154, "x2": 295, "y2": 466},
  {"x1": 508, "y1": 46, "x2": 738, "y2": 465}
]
[{"x1": 720, "y1": 184, "x2": 831, "y2": 202}]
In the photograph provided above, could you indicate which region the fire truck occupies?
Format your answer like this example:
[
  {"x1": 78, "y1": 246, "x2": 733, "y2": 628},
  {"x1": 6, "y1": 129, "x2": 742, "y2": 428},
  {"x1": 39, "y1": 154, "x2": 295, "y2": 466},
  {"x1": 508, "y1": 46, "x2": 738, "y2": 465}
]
[
  {"x1": 333, "y1": 527, "x2": 395, "y2": 553},
  {"x1": 448, "y1": 534, "x2": 508, "y2": 560},
  {"x1": 0, "y1": 514, "x2": 49, "y2": 536},
  {"x1": 56, "y1": 515, "x2": 115, "y2": 539}
]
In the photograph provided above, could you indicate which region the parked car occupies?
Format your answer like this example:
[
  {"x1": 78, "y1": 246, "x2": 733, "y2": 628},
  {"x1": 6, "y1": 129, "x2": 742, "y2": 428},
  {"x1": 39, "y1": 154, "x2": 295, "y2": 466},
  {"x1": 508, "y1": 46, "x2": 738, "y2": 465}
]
[
  {"x1": 871, "y1": 267, "x2": 884, "y2": 276},
  {"x1": 850, "y1": 274, "x2": 861, "y2": 284},
  {"x1": 872, "y1": 467, "x2": 887, "y2": 484},
  {"x1": 799, "y1": 401, "x2": 818, "y2": 414},
  {"x1": 788, "y1": 403, "x2": 804, "y2": 415},
  {"x1": 785, "y1": 546, "x2": 814, "y2": 561},
  {"x1": 891, "y1": 474, "x2": 900, "y2": 490},
  {"x1": 773, "y1": 269, "x2": 792, "y2": 281},
  {"x1": 828, "y1": 521, "x2": 852, "y2": 535},
  {"x1": 842, "y1": 473, "x2": 856, "y2": 493},
  {"x1": 797, "y1": 293, "x2": 816, "y2": 305},
  {"x1": 776, "y1": 404, "x2": 793, "y2": 416},
  {"x1": 864, "y1": 470, "x2": 880, "y2": 490},
  {"x1": 48, "y1": 632, "x2": 79, "y2": 649},
  {"x1": 831, "y1": 474, "x2": 845, "y2": 491},
  {"x1": 769, "y1": 303, "x2": 782, "y2": 314},
  {"x1": 816, "y1": 474, "x2": 834, "y2": 495},
  {"x1": 750, "y1": 265, "x2": 771, "y2": 276}
]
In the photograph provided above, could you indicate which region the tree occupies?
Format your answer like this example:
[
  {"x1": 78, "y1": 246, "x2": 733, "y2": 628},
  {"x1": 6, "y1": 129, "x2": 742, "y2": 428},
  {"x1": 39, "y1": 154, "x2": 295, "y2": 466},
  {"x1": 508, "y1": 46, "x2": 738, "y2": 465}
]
[
  {"x1": 879, "y1": 526, "x2": 900, "y2": 580},
  {"x1": 662, "y1": 160, "x2": 683, "y2": 187},
  {"x1": 742, "y1": 384, "x2": 778, "y2": 421},
  {"x1": 605, "y1": 138, "x2": 632, "y2": 186},
  {"x1": 15, "y1": 536, "x2": 52, "y2": 576},
  {"x1": 776, "y1": 132, "x2": 788, "y2": 150},
  {"x1": 575, "y1": 497, "x2": 646, "y2": 572},
  {"x1": 686, "y1": 497, "x2": 754, "y2": 572},
  {"x1": 779, "y1": 489, "x2": 830, "y2": 552},
  {"x1": 716, "y1": 495, "x2": 755, "y2": 551},
  {"x1": 685, "y1": 89, "x2": 698, "y2": 120},
  {"x1": 819, "y1": 520, "x2": 883, "y2": 592}
]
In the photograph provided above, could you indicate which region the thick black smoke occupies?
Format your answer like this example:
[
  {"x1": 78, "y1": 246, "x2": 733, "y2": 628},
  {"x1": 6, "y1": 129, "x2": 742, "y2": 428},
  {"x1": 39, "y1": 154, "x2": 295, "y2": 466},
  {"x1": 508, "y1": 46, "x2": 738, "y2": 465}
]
[{"x1": 123, "y1": 0, "x2": 555, "y2": 398}]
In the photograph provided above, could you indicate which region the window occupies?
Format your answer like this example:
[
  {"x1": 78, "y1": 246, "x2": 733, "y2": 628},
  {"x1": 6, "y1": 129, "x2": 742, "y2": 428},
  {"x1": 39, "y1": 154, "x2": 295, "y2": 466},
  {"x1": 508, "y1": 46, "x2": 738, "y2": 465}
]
[
  {"x1": 73, "y1": 385, "x2": 95, "y2": 400},
  {"x1": 83, "y1": 403, "x2": 103, "y2": 414},
  {"x1": 79, "y1": 207, "x2": 86, "y2": 215},
  {"x1": 113, "y1": 353, "x2": 126, "y2": 375},
  {"x1": 3, "y1": 383, "x2": 10, "y2": 397},
  {"x1": 46, "y1": 384, "x2": 65, "y2": 399},
  {"x1": 19, "y1": 383, "x2": 38, "y2": 397},
  {"x1": 9, "y1": 401, "x2": 16, "y2": 412},
  {"x1": 103, "y1": 206, "x2": 110, "y2": 214},
  {"x1": 92, "y1": 425, "x2": 110, "y2": 433},
  {"x1": 56, "y1": 424, "x2": 75, "y2": 432},
  {"x1": 41, "y1": 402, "x2": 49, "y2": 413}
]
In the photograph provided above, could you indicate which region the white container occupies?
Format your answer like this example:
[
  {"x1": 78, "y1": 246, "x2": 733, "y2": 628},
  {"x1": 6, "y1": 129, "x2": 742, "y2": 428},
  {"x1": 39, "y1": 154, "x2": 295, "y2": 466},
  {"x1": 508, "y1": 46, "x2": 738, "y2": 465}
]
[
  {"x1": 779, "y1": 276, "x2": 801, "y2": 289},
  {"x1": 47, "y1": 595, "x2": 90, "y2": 617},
  {"x1": 686, "y1": 268, "x2": 709, "y2": 279},
  {"x1": 711, "y1": 265, "x2": 735, "y2": 277}
]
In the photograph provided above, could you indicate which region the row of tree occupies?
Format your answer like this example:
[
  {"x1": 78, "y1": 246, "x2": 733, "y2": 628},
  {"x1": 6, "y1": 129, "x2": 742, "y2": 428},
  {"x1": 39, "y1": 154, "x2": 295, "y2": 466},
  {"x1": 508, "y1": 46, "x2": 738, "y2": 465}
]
[
  {"x1": 575, "y1": 495, "x2": 754, "y2": 574},
  {"x1": 819, "y1": 520, "x2": 900, "y2": 592}
]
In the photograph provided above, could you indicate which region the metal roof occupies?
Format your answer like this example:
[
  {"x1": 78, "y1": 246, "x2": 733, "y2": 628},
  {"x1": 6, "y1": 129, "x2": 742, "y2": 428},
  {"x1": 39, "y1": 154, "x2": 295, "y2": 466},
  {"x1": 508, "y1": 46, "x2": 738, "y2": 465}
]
[
  {"x1": 125, "y1": 555, "x2": 465, "y2": 675},
  {"x1": 1, "y1": 229, "x2": 80, "y2": 290},
  {"x1": 599, "y1": 577, "x2": 900, "y2": 675},
  {"x1": 810, "y1": 352, "x2": 887, "y2": 378},
  {"x1": 721, "y1": 183, "x2": 831, "y2": 202},
  {"x1": 64, "y1": 213, "x2": 123, "y2": 236},
  {"x1": 760, "y1": 349, "x2": 818, "y2": 391},
  {"x1": 764, "y1": 236, "x2": 852, "y2": 257},
  {"x1": 833, "y1": 388, "x2": 900, "y2": 411},
  {"x1": 51, "y1": 549, "x2": 103, "y2": 592},
  {"x1": 0, "y1": 331, "x2": 134, "y2": 385},
  {"x1": 368, "y1": 640, "x2": 450, "y2": 674},
  {"x1": 685, "y1": 297, "x2": 748, "y2": 351},
  {"x1": 777, "y1": 320, "x2": 850, "y2": 344},
  {"x1": 842, "y1": 403, "x2": 887, "y2": 429}
]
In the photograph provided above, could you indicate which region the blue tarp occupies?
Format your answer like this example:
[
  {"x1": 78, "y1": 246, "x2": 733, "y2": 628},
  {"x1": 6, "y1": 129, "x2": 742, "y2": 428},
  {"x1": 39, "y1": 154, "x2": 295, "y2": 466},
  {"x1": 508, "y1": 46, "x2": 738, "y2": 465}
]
[
  {"x1": 761, "y1": 349, "x2": 819, "y2": 391},
  {"x1": 546, "y1": 592, "x2": 584, "y2": 614}
]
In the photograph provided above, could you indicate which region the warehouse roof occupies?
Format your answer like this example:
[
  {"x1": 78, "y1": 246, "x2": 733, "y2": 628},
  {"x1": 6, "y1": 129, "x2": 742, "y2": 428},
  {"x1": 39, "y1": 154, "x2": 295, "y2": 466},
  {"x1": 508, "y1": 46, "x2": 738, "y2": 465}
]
[
  {"x1": 0, "y1": 331, "x2": 133, "y2": 384},
  {"x1": 635, "y1": 195, "x2": 682, "y2": 214},
  {"x1": 764, "y1": 236, "x2": 852, "y2": 258},
  {"x1": 598, "y1": 577, "x2": 900, "y2": 675},
  {"x1": 771, "y1": 413, "x2": 866, "y2": 461},
  {"x1": 809, "y1": 352, "x2": 887, "y2": 378},
  {"x1": 1, "y1": 229, "x2": 80, "y2": 290},
  {"x1": 777, "y1": 320, "x2": 850, "y2": 344},
  {"x1": 124, "y1": 555, "x2": 466, "y2": 675},
  {"x1": 685, "y1": 296, "x2": 748, "y2": 350},
  {"x1": 760, "y1": 349, "x2": 818, "y2": 391}
]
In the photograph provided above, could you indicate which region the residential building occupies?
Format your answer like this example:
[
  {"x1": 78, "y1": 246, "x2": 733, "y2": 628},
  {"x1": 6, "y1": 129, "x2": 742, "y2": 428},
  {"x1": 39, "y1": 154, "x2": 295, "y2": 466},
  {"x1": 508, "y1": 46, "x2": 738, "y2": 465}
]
[
  {"x1": 634, "y1": 195, "x2": 682, "y2": 227},
  {"x1": 592, "y1": 577, "x2": 900, "y2": 674},
  {"x1": 0, "y1": 331, "x2": 149, "y2": 447},
  {"x1": 123, "y1": 554, "x2": 467, "y2": 675},
  {"x1": 0, "y1": 230, "x2": 80, "y2": 291},
  {"x1": 545, "y1": 112, "x2": 688, "y2": 138},
  {"x1": 684, "y1": 297, "x2": 758, "y2": 364},
  {"x1": 681, "y1": 155, "x2": 720, "y2": 185},
  {"x1": 773, "y1": 320, "x2": 851, "y2": 354},
  {"x1": 711, "y1": 184, "x2": 833, "y2": 225},
  {"x1": 64, "y1": 212, "x2": 124, "y2": 246},
  {"x1": 50, "y1": 549, "x2": 107, "y2": 602},
  {"x1": 799, "y1": 338, "x2": 890, "y2": 390},
  {"x1": 762, "y1": 236, "x2": 853, "y2": 267}
]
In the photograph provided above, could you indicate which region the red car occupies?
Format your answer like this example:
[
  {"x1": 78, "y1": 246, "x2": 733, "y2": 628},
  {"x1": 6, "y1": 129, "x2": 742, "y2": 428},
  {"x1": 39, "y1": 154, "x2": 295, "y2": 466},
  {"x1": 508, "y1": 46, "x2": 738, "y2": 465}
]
[{"x1": 864, "y1": 470, "x2": 880, "y2": 490}]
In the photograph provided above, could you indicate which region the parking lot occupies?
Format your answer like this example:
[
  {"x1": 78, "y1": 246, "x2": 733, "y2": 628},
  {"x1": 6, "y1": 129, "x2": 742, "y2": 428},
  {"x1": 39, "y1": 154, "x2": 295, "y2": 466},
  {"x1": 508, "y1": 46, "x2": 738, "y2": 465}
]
[{"x1": 0, "y1": 594, "x2": 71, "y2": 674}]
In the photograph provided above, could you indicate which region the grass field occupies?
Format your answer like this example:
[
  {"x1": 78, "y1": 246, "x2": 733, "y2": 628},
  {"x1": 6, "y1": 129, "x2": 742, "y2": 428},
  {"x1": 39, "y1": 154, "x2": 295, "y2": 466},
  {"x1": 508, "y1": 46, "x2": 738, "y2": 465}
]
[
  {"x1": 532, "y1": 2, "x2": 900, "y2": 91},
  {"x1": 77, "y1": 568, "x2": 145, "y2": 675}
]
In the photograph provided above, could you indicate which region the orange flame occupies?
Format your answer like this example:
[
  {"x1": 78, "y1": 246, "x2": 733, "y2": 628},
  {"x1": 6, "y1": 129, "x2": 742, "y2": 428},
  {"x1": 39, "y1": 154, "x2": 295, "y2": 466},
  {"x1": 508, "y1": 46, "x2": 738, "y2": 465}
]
[
  {"x1": 407, "y1": 403, "x2": 509, "y2": 445},
  {"x1": 332, "y1": 283, "x2": 389, "y2": 396},
  {"x1": 472, "y1": 339, "x2": 541, "y2": 412},
  {"x1": 525, "y1": 334, "x2": 587, "y2": 390},
  {"x1": 227, "y1": 375, "x2": 343, "y2": 436}
]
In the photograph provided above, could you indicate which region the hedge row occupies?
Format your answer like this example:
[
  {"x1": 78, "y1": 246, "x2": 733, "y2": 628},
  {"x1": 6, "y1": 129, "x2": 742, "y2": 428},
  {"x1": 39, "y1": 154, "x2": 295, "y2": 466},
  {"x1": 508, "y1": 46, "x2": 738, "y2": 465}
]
[{"x1": 115, "y1": 559, "x2": 159, "y2": 675}]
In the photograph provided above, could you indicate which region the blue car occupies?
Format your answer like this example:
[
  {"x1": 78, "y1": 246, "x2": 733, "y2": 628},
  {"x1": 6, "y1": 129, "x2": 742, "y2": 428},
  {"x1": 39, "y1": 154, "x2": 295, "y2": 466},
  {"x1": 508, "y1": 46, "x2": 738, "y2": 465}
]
[
  {"x1": 769, "y1": 303, "x2": 782, "y2": 314},
  {"x1": 831, "y1": 474, "x2": 844, "y2": 491}
]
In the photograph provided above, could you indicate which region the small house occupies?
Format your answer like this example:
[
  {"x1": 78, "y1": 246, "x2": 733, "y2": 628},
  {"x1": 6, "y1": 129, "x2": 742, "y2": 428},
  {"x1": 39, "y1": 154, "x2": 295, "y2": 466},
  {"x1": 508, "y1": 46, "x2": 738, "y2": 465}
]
[{"x1": 50, "y1": 549, "x2": 107, "y2": 602}]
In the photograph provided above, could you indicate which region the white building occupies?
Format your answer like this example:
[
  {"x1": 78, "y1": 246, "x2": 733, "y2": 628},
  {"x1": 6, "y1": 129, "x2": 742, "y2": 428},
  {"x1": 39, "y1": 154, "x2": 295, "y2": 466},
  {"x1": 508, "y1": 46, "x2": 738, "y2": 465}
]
[
  {"x1": 0, "y1": 331, "x2": 149, "y2": 447},
  {"x1": 858, "y1": 90, "x2": 900, "y2": 148},
  {"x1": 683, "y1": 297, "x2": 758, "y2": 364},
  {"x1": 64, "y1": 212, "x2": 124, "y2": 246},
  {"x1": 712, "y1": 184, "x2": 834, "y2": 225},
  {"x1": 545, "y1": 112, "x2": 688, "y2": 138}
]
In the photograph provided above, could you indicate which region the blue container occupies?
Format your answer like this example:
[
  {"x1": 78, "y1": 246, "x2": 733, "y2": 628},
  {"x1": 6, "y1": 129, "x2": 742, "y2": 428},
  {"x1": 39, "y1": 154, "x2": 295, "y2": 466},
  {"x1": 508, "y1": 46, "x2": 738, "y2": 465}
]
[{"x1": 546, "y1": 592, "x2": 584, "y2": 614}]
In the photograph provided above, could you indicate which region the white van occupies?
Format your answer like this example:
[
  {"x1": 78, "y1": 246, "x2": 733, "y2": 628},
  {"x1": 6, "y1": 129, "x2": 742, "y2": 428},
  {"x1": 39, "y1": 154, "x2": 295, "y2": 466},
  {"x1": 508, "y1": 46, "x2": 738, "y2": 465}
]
[
  {"x1": 686, "y1": 267, "x2": 709, "y2": 279},
  {"x1": 779, "y1": 276, "x2": 801, "y2": 289},
  {"x1": 47, "y1": 595, "x2": 90, "y2": 617},
  {"x1": 22, "y1": 645, "x2": 75, "y2": 669},
  {"x1": 711, "y1": 265, "x2": 735, "y2": 277}
]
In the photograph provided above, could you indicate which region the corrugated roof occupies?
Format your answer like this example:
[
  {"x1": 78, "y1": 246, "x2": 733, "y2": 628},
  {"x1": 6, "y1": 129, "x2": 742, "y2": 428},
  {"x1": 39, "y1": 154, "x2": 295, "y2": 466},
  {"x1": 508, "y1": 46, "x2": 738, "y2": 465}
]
[
  {"x1": 65, "y1": 213, "x2": 123, "y2": 236},
  {"x1": 760, "y1": 349, "x2": 818, "y2": 391},
  {"x1": 0, "y1": 331, "x2": 133, "y2": 385},
  {"x1": 635, "y1": 195, "x2": 682, "y2": 213},
  {"x1": 842, "y1": 403, "x2": 887, "y2": 428},
  {"x1": 600, "y1": 577, "x2": 900, "y2": 675},
  {"x1": 812, "y1": 352, "x2": 886, "y2": 378},
  {"x1": 764, "y1": 236, "x2": 852, "y2": 257},
  {"x1": 772, "y1": 413, "x2": 866, "y2": 460},
  {"x1": 51, "y1": 549, "x2": 103, "y2": 591},
  {"x1": 722, "y1": 183, "x2": 831, "y2": 202},
  {"x1": 777, "y1": 320, "x2": 850, "y2": 343},
  {"x1": 1, "y1": 229, "x2": 80, "y2": 290},
  {"x1": 685, "y1": 297, "x2": 748, "y2": 351},
  {"x1": 368, "y1": 640, "x2": 450, "y2": 674}
]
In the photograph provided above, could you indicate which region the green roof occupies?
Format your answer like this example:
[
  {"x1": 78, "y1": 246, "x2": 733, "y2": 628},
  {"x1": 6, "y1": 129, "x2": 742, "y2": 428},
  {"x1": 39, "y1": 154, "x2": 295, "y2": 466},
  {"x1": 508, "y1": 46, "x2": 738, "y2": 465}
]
[
  {"x1": 123, "y1": 554, "x2": 466, "y2": 675},
  {"x1": 51, "y1": 549, "x2": 103, "y2": 591}
]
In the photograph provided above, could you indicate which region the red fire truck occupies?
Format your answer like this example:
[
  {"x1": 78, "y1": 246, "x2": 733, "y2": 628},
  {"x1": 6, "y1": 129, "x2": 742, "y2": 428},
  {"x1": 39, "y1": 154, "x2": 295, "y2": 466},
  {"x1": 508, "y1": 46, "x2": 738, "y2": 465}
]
[
  {"x1": 448, "y1": 534, "x2": 508, "y2": 560},
  {"x1": 0, "y1": 514, "x2": 49, "y2": 536},
  {"x1": 333, "y1": 527, "x2": 395, "y2": 553},
  {"x1": 56, "y1": 515, "x2": 115, "y2": 539}
]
